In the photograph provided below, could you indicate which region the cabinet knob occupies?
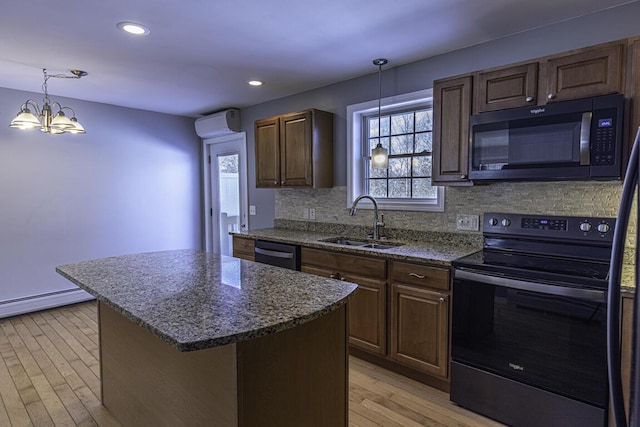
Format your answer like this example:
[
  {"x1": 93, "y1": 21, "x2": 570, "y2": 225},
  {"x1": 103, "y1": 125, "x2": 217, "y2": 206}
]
[
  {"x1": 330, "y1": 273, "x2": 338, "y2": 279},
  {"x1": 547, "y1": 93, "x2": 555, "y2": 100},
  {"x1": 439, "y1": 297, "x2": 446, "y2": 303},
  {"x1": 409, "y1": 273, "x2": 426, "y2": 279},
  {"x1": 460, "y1": 174, "x2": 467, "y2": 179},
  {"x1": 525, "y1": 96, "x2": 534, "y2": 102},
  {"x1": 274, "y1": 181, "x2": 278, "y2": 184}
]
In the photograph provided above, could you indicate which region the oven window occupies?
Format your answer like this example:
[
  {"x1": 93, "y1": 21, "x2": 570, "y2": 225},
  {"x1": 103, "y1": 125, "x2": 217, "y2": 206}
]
[
  {"x1": 452, "y1": 280, "x2": 607, "y2": 408},
  {"x1": 472, "y1": 115, "x2": 582, "y2": 171}
]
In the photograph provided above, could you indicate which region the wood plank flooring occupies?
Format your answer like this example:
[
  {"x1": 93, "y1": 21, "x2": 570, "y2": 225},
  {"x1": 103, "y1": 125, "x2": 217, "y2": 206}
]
[{"x1": 0, "y1": 302, "x2": 502, "y2": 427}]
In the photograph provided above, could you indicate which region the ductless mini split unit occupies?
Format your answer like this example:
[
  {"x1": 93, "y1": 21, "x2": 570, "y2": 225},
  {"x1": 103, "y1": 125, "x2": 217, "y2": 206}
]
[{"x1": 195, "y1": 109, "x2": 241, "y2": 138}]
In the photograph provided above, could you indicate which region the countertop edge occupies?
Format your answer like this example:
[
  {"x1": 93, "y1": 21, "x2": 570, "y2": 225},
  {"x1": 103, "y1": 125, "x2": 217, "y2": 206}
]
[{"x1": 56, "y1": 255, "x2": 357, "y2": 352}]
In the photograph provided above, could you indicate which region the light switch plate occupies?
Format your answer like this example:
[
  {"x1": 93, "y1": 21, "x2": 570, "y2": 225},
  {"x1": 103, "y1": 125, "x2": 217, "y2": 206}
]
[
  {"x1": 249, "y1": 205, "x2": 256, "y2": 216},
  {"x1": 456, "y1": 214, "x2": 479, "y2": 231}
]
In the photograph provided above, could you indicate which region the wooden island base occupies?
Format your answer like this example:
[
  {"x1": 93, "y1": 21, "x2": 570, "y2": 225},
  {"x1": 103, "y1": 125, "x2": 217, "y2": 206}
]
[{"x1": 99, "y1": 302, "x2": 348, "y2": 427}]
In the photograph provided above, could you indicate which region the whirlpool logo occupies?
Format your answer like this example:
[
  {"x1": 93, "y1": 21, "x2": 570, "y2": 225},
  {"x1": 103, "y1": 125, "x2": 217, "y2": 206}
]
[
  {"x1": 509, "y1": 362, "x2": 524, "y2": 371},
  {"x1": 530, "y1": 107, "x2": 546, "y2": 115}
]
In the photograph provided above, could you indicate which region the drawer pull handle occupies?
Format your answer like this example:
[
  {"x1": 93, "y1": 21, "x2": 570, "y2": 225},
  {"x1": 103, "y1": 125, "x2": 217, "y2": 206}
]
[{"x1": 409, "y1": 273, "x2": 425, "y2": 279}]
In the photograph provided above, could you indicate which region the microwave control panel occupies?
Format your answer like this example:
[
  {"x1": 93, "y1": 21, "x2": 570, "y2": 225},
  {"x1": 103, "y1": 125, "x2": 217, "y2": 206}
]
[{"x1": 592, "y1": 109, "x2": 617, "y2": 166}]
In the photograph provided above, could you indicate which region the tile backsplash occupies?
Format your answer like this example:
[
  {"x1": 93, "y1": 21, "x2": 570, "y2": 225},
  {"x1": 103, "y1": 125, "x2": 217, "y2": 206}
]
[{"x1": 275, "y1": 181, "x2": 636, "y2": 249}]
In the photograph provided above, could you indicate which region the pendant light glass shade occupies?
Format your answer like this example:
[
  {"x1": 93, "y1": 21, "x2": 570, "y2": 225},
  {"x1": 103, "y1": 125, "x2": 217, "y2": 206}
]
[
  {"x1": 371, "y1": 143, "x2": 388, "y2": 168},
  {"x1": 50, "y1": 111, "x2": 74, "y2": 130},
  {"x1": 371, "y1": 58, "x2": 388, "y2": 169},
  {"x1": 9, "y1": 108, "x2": 41, "y2": 129}
]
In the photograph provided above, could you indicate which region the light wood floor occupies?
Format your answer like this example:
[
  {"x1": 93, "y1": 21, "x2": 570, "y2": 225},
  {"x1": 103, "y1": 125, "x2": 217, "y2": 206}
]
[{"x1": 0, "y1": 302, "x2": 502, "y2": 427}]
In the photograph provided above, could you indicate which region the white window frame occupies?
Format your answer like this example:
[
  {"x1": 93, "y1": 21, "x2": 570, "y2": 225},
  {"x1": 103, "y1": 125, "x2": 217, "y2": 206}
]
[{"x1": 346, "y1": 88, "x2": 444, "y2": 212}]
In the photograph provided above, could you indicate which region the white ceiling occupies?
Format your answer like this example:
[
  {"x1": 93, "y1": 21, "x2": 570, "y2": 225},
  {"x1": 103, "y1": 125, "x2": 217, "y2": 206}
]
[{"x1": 0, "y1": 0, "x2": 636, "y2": 117}]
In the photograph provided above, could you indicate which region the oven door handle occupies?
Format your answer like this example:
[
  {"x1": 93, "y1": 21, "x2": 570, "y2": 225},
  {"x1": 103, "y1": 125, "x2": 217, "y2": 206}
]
[{"x1": 454, "y1": 269, "x2": 606, "y2": 303}]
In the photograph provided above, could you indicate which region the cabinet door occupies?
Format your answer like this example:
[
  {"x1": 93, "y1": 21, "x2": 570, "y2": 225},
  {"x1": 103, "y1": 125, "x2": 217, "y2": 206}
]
[
  {"x1": 280, "y1": 111, "x2": 312, "y2": 187},
  {"x1": 255, "y1": 117, "x2": 281, "y2": 188},
  {"x1": 475, "y1": 63, "x2": 538, "y2": 112},
  {"x1": 301, "y1": 264, "x2": 387, "y2": 356},
  {"x1": 546, "y1": 44, "x2": 623, "y2": 102},
  {"x1": 342, "y1": 273, "x2": 387, "y2": 356},
  {"x1": 390, "y1": 283, "x2": 449, "y2": 378},
  {"x1": 232, "y1": 236, "x2": 255, "y2": 261},
  {"x1": 432, "y1": 75, "x2": 472, "y2": 184}
]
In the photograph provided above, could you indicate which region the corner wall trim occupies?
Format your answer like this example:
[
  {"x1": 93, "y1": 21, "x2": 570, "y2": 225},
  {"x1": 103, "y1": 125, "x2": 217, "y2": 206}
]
[{"x1": 0, "y1": 288, "x2": 95, "y2": 319}]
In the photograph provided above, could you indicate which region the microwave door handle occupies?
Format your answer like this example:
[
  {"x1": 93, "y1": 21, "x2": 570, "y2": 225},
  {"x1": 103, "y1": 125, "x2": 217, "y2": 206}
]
[{"x1": 580, "y1": 112, "x2": 592, "y2": 165}]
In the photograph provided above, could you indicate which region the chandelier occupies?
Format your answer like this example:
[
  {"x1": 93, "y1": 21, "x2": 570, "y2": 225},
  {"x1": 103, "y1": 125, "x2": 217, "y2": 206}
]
[{"x1": 9, "y1": 68, "x2": 87, "y2": 135}]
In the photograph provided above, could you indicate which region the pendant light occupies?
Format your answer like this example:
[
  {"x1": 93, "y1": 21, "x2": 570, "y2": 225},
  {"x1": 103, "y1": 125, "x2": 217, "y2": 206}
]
[
  {"x1": 371, "y1": 58, "x2": 389, "y2": 169},
  {"x1": 9, "y1": 69, "x2": 87, "y2": 135}
]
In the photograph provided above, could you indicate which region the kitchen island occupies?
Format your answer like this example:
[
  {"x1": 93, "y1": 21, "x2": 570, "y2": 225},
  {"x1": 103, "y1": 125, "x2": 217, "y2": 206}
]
[{"x1": 56, "y1": 249, "x2": 357, "y2": 427}]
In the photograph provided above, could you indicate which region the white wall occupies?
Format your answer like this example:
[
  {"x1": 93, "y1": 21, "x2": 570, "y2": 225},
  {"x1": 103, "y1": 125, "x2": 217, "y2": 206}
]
[{"x1": 0, "y1": 86, "x2": 202, "y2": 311}]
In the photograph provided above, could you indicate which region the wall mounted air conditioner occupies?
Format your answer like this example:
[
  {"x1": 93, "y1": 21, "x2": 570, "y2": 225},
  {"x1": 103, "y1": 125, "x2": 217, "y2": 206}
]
[{"x1": 195, "y1": 109, "x2": 241, "y2": 138}]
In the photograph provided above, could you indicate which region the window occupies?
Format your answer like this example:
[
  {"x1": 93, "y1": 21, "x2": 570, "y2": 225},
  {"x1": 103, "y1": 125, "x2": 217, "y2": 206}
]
[{"x1": 347, "y1": 89, "x2": 444, "y2": 212}]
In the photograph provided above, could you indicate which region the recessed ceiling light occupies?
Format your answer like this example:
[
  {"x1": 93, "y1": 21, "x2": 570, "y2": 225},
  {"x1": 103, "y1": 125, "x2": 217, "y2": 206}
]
[
  {"x1": 117, "y1": 22, "x2": 150, "y2": 36},
  {"x1": 248, "y1": 80, "x2": 263, "y2": 86}
]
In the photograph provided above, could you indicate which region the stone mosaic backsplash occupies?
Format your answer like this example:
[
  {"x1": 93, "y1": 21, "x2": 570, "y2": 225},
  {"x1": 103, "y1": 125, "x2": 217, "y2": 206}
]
[{"x1": 275, "y1": 181, "x2": 636, "y2": 251}]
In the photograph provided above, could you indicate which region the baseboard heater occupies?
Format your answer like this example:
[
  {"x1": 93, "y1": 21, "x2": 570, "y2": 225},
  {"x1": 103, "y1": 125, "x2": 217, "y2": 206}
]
[{"x1": 0, "y1": 288, "x2": 95, "y2": 319}]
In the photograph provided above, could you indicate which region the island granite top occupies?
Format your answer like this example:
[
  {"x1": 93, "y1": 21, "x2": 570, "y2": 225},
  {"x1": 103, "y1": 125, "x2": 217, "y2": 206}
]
[{"x1": 56, "y1": 249, "x2": 357, "y2": 352}]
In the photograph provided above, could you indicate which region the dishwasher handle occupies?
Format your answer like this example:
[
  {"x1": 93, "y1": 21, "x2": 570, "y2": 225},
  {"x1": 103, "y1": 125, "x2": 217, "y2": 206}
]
[{"x1": 254, "y1": 247, "x2": 294, "y2": 259}]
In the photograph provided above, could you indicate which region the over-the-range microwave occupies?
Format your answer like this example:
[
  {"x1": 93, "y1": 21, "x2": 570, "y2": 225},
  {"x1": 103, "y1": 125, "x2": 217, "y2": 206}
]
[{"x1": 469, "y1": 93, "x2": 624, "y2": 182}]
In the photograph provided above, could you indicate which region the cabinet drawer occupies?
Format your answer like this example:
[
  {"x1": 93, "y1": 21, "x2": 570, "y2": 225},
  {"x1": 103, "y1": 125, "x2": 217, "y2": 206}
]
[
  {"x1": 301, "y1": 247, "x2": 386, "y2": 279},
  {"x1": 391, "y1": 261, "x2": 450, "y2": 291}
]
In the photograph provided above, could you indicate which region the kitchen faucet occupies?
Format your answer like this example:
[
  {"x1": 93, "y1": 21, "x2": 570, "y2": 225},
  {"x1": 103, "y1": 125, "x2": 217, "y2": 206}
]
[{"x1": 349, "y1": 195, "x2": 385, "y2": 240}]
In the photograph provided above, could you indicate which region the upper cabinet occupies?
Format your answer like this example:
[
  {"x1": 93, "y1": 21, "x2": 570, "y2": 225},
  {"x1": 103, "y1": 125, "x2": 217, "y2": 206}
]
[
  {"x1": 433, "y1": 39, "x2": 630, "y2": 185},
  {"x1": 475, "y1": 63, "x2": 538, "y2": 113},
  {"x1": 255, "y1": 109, "x2": 333, "y2": 189},
  {"x1": 475, "y1": 43, "x2": 624, "y2": 113},
  {"x1": 432, "y1": 76, "x2": 472, "y2": 185}
]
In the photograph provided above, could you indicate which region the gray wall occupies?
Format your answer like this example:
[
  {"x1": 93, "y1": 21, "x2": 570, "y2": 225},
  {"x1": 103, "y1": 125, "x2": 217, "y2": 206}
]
[
  {"x1": 0, "y1": 87, "x2": 202, "y2": 302},
  {"x1": 240, "y1": 1, "x2": 640, "y2": 230}
]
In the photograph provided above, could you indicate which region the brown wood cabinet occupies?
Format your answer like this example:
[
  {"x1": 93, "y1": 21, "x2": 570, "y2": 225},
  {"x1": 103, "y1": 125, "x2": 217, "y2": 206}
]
[
  {"x1": 432, "y1": 75, "x2": 472, "y2": 185},
  {"x1": 232, "y1": 235, "x2": 255, "y2": 261},
  {"x1": 546, "y1": 44, "x2": 624, "y2": 103},
  {"x1": 255, "y1": 109, "x2": 333, "y2": 189},
  {"x1": 475, "y1": 62, "x2": 538, "y2": 112},
  {"x1": 475, "y1": 43, "x2": 624, "y2": 113},
  {"x1": 389, "y1": 261, "x2": 450, "y2": 378},
  {"x1": 301, "y1": 247, "x2": 387, "y2": 355},
  {"x1": 434, "y1": 39, "x2": 630, "y2": 185},
  {"x1": 621, "y1": 292, "x2": 634, "y2": 420}
]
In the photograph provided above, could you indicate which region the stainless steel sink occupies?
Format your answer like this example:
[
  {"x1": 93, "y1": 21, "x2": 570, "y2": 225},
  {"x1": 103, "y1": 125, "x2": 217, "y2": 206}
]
[{"x1": 319, "y1": 237, "x2": 403, "y2": 250}]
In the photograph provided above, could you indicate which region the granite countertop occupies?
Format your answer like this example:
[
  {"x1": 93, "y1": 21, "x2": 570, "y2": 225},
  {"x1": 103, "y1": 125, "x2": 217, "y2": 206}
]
[
  {"x1": 232, "y1": 228, "x2": 481, "y2": 266},
  {"x1": 56, "y1": 249, "x2": 357, "y2": 352}
]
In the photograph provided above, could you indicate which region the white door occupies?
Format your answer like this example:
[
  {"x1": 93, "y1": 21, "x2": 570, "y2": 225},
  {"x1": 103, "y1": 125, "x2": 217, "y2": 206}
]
[{"x1": 203, "y1": 133, "x2": 248, "y2": 254}]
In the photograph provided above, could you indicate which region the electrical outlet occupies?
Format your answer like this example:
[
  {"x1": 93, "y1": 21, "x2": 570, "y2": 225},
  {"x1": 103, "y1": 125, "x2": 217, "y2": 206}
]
[
  {"x1": 249, "y1": 205, "x2": 256, "y2": 216},
  {"x1": 456, "y1": 214, "x2": 479, "y2": 231},
  {"x1": 309, "y1": 208, "x2": 316, "y2": 220},
  {"x1": 303, "y1": 208, "x2": 309, "y2": 219}
]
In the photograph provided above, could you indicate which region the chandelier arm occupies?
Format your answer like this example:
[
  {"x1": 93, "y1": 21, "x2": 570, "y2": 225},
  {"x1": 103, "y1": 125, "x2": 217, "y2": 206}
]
[{"x1": 22, "y1": 99, "x2": 42, "y2": 116}]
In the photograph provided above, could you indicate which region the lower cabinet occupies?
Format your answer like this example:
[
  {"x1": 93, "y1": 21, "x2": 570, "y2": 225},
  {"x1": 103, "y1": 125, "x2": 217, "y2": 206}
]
[
  {"x1": 232, "y1": 236, "x2": 255, "y2": 261},
  {"x1": 389, "y1": 261, "x2": 450, "y2": 379},
  {"x1": 301, "y1": 247, "x2": 452, "y2": 389},
  {"x1": 301, "y1": 248, "x2": 387, "y2": 355}
]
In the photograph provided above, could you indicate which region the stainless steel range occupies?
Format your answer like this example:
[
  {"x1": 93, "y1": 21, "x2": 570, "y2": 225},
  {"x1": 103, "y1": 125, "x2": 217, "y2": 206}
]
[{"x1": 451, "y1": 212, "x2": 615, "y2": 427}]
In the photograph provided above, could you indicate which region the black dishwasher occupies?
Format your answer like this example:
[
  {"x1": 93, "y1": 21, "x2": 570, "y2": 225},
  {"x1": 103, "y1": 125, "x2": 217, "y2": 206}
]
[{"x1": 254, "y1": 240, "x2": 301, "y2": 270}]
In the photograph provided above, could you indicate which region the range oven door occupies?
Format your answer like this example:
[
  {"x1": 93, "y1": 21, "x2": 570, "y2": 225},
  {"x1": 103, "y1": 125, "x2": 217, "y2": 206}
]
[{"x1": 452, "y1": 268, "x2": 608, "y2": 409}]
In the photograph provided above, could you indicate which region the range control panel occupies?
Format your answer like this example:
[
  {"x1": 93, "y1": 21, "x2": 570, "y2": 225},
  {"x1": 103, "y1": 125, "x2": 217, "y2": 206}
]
[{"x1": 484, "y1": 212, "x2": 615, "y2": 242}]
